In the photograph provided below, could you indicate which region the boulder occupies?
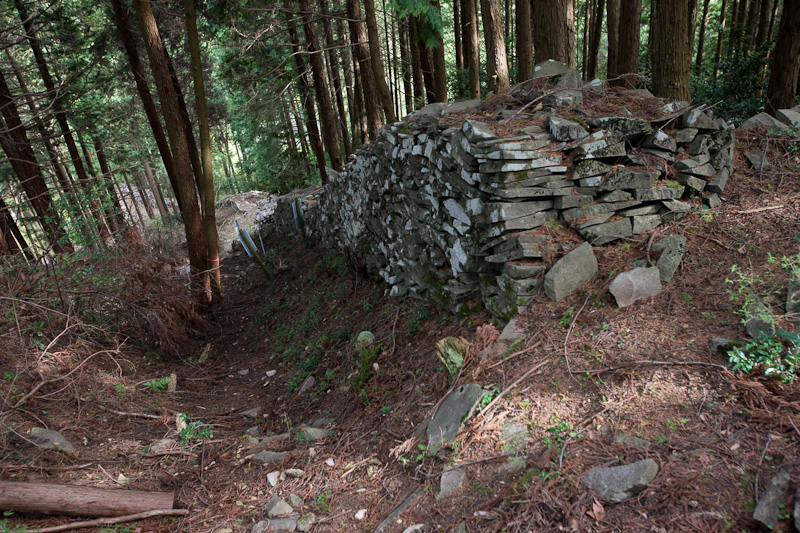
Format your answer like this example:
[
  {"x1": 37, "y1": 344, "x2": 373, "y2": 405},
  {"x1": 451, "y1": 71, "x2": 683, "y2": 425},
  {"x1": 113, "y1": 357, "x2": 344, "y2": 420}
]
[
  {"x1": 739, "y1": 112, "x2": 787, "y2": 129},
  {"x1": 427, "y1": 384, "x2": 491, "y2": 456},
  {"x1": 267, "y1": 495, "x2": 294, "y2": 518},
  {"x1": 609, "y1": 267, "x2": 663, "y2": 307},
  {"x1": 775, "y1": 108, "x2": 800, "y2": 127},
  {"x1": 532, "y1": 59, "x2": 570, "y2": 79},
  {"x1": 753, "y1": 467, "x2": 792, "y2": 528},
  {"x1": 581, "y1": 458, "x2": 659, "y2": 502},
  {"x1": 437, "y1": 468, "x2": 465, "y2": 501},
  {"x1": 544, "y1": 242, "x2": 598, "y2": 302},
  {"x1": 548, "y1": 115, "x2": 589, "y2": 142},
  {"x1": 28, "y1": 428, "x2": 75, "y2": 453},
  {"x1": 652, "y1": 235, "x2": 686, "y2": 282}
]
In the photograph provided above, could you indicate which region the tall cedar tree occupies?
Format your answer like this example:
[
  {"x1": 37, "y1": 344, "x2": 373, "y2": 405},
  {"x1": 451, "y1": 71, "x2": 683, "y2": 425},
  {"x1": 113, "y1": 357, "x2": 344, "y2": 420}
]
[
  {"x1": 319, "y1": 0, "x2": 352, "y2": 156},
  {"x1": 614, "y1": 0, "x2": 642, "y2": 88},
  {"x1": 363, "y1": 0, "x2": 397, "y2": 121},
  {"x1": 515, "y1": 0, "x2": 531, "y2": 81},
  {"x1": 464, "y1": 0, "x2": 480, "y2": 97},
  {"x1": 285, "y1": 4, "x2": 327, "y2": 182},
  {"x1": 132, "y1": 0, "x2": 212, "y2": 305},
  {"x1": 532, "y1": 0, "x2": 576, "y2": 67},
  {"x1": 586, "y1": 0, "x2": 605, "y2": 80},
  {"x1": 0, "y1": 69, "x2": 71, "y2": 254},
  {"x1": 431, "y1": 1, "x2": 448, "y2": 102},
  {"x1": 480, "y1": 0, "x2": 510, "y2": 92},
  {"x1": 185, "y1": 0, "x2": 221, "y2": 298},
  {"x1": 348, "y1": 0, "x2": 383, "y2": 138},
  {"x1": 606, "y1": 0, "x2": 620, "y2": 79},
  {"x1": 765, "y1": 0, "x2": 800, "y2": 115},
  {"x1": 651, "y1": 0, "x2": 691, "y2": 100}
]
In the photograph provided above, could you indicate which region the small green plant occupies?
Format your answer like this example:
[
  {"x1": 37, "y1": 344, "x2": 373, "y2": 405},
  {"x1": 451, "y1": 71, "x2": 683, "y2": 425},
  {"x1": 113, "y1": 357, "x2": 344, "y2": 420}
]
[
  {"x1": 315, "y1": 490, "x2": 333, "y2": 513},
  {"x1": 666, "y1": 418, "x2": 690, "y2": 431},
  {"x1": 177, "y1": 414, "x2": 213, "y2": 444},
  {"x1": 652, "y1": 435, "x2": 668, "y2": 444},
  {"x1": 478, "y1": 389, "x2": 500, "y2": 410},
  {"x1": 2, "y1": 372, "x2": 14, "y2": 381},
  {"x1": 0, "y1": 511, "x2": 26, "y2": 532},
  {"x1": 143, "y1": 377, "x2": 171, "y2": 392},
  {"x1": 543, "y1": 415, "x2": 582, "y2": 466},
  {"x1": 557, "y1": 306, "x2": 575, "y2": 329},
  {"x1": 353, "y1": 342, "x2": 383, "y2": 394},
  {"x1": 727, "y1": 330, "x2": 800, "y2": 383}
]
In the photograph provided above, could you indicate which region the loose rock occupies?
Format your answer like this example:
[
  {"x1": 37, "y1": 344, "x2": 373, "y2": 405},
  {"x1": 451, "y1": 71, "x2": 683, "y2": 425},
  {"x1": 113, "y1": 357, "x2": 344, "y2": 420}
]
[{"x1": 581, "y1": 459, "x2": 659, "y2": 502}]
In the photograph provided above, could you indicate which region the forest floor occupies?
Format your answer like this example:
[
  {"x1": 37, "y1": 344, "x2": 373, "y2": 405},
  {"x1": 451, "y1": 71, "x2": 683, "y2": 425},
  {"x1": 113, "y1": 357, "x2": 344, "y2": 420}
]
[{"x1": 2, "y1": 128, "x2": 800, "y2": 533}]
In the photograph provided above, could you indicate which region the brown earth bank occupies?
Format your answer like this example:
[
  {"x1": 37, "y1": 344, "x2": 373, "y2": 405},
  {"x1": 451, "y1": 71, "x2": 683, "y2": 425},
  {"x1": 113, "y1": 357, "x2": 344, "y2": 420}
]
[{"x1": 1, "y1": 127, "x2": 800, "y2": 533}]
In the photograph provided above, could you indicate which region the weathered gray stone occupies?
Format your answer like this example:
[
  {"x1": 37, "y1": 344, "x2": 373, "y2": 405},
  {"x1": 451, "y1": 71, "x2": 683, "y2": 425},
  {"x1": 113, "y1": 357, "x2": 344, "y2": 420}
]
[
  {"x1": 503, "y1": 262, "x2": 545, "y2": 280},
  {"x1": 148, "y1": 438, "x2": 176, "y2": 454},
  {"x1": 573, "y1": 131, "x2": 626, "y2": 160},
  {"x1": 437, "y1": 468, "x2": 465, "y2": 501},
  {"x1": 251, "y1": 451, "x2": 288, "y2": 465},
  {"x1": 463, "y1": 120, "x2": 497, "y2": 142},
  {"x1": 619, "y1": 204, "x2": 662, "y2": 216},
  {"x1": 609, "y1": 267, "x2": 663, "y2": 307},
  {"x1": 251, "y1": 521, "x2": 268, "y2": 533},
  {"x1": 267, "y1": 495, "x2": 294, "y2": 518},
  {"x1": 240, "y1": 407, "x2": 261, "y2": 418},
  {"x1": 652, "y1": 234, "x2": 686, "y2": 282},
  {"x1": 485, "y1": 201, "x2": 552, "y2": 222},
  {"x1": 659, "y1": 199, "x2": 691, "y2": 220},
  {"x1": 641, "y1": 148, "x2": 675, "y2": 162},
  {"x1": 598, "y1": 170, "x2": 659, "y2": 191},
  {"x1": 599, "y1": 190, "x2": 634, "y2": 202},
  {"x1": 677, "y1": 173, "x2": 707, "y2": 193},
  {"x1": 753, "y1": 467, "x2": 792, "y2": 528},
  {"x1": 745, "y1": 151, "x2": 771, "y2": 171},
  {"x1": 740, "y1": 112, "x2": 788, "y2": 129},
  {"x1": 613, "y1": 432, "x2": 652, "y2": 449},
  {"x1": 548, "y1": 115, "x2": 589, "y2": 141},
  {"x1": 544, "y1": 242, "x2": 598, "y2": 302},
  {"x1": 627, "y1": 88, "x2": 654, "y2": 98},
  {"x1": 268, "y1": 518, "x2": 298, "y2": 531},
  {"x1": 775, "y1": 108, "x2": 800, "y2": 127},
  {"x1": 554, "y1": 69, "x2": 582, "y2": 88},
  {"x1": 590, "y1": 117, "x2": 649, "y2": 139},
  {"x1": 29, "y1": 427, "x2": 75, "y2": 453},
  {"x1": 532, "y1": 59, "x2": 570, "y2": 79},
  {"x1": 642, "y1": 131, "x2": 677, "y2": 152},
  {"x1": 555, "y1": 194, "x2": 595, "y2": 209},
  {"x1": 571, "y1": 159, "x2": 612, "y2": 179},
  {"x1": 706, "y1": 168, "x2": 729, "y2": 193},
  {"x1": 501, "y1": 421, "x2": 528, "y2": 454},
  {"x1": 479, "y1": 156, "x2": 563, "y2": 174},
  {"x1": 682, "y1": 108, "x2": 719, "y2": 130},
  {"x1": 375, "y1": 488, "x2": 425, "y2": 532},
  {"x1": 581, "y1": 459, "x2": 659, "y2": 502},
  {"x1": 427, "y1": 384, "x2": 491, "y2": 455},
  {"x1": 442, "y1": 99, "x2": 482, "y2": 115},
  {"x1": 745, "y1": 297, "x2": 775, "y2": 339},
  {"x1": 709, "y1": 337, "x2": 744, "y2": 366},
  {"x1": 703, "y1": 193, "x2": 722, "y2": 208},
  {"x1": 578, "y1": 218, "x2": 632, "y2": 245},
  {"x1": 561, "y1": 201, "x2": 640, "y2": 222},
  {"x1": 576, "y1": 213, "x2": 614, "y2": 229},
  {"x1": 632, "y1": 214, "x2": 662, "y2": 234},
  {"x1": 675, "y1": 128, "x2": 699, "y2": 143},
  {"x1": 543, "y1": 89, "x2": 583, "y2": 108}
]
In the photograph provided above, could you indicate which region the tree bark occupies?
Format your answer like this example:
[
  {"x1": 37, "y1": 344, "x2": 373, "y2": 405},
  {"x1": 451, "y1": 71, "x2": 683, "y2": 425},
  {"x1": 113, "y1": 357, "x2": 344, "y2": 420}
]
[
  {"x1": 688, "y1": 0, "x2": 699, "y2": 54},
  {"x1": 713, "y1": 0, "x2": 728, "y2": 78},
  {"x1": 455, "y1": 0, "x2": 464, "y2": 69},
  {"x1": 651, "y1": 0, "x2": 691, "y2": 100},
  {"x1": 110, "y1": 0, "x2": 183, "y2": 213},
  {"x1": 337, "y1": 18, "x2": 359, "y2": 134},
  {"x1": 765, "y1": 0, "x2": 800, "y2": 116},
  {"x1": 0, "y1": 69, "x2": 70, "y2": 254},
  {"x1": 586, "y1": 0, "x2": 605, "y2": 79},
  {"x1": 418, "y1": 35, "x2": 437, "y2": 103},
  {"x1": 124, "y1": 171, "x2": 149, "y2": 225},
  {"x1": 755, "y1": 0, "x2": 772, "y2": 47},
  {"x1": 133, "y1": 0, "x2": 211, "y2": 305},
  {"x1": 185, "y1": 0, "x2": 221, "y2": 298},
  {"x1": 286, "y1": 6, "x2": 327, "y2": 182},
  {"x1": 613, "y1": 0, "x2": 642, "y2": 87},
  {"x1": 408, "y1": 17, "x2": 426, "y2": 104},
  {"x1": 143, "y1": 160, "x2": 169, "y2": 218},
  {"x1": 348, "y1": 0, "x2": 383, "y2": 139},
  {"x1": 399, "y1": 16, "x2": 414, "y2": 112},
  {"x1": 0, "y1": 481, "x2": 174, "y2": 518},
  {"x1": 319, "y1": 0, "x2": 352, "y2": 156},
  {"x1": 363, "y1": 0, "x2": 397, "y2": 122},
  {"x1": 0, "y1": 196, "x2": 30, "y2": 260},
  {"x1": 694, "y1": 0, "x2": 711, "y2": 72},
  {"x1": 94, "y1": 139, "x2": 127, "y2": 232},
  {"x1": 481, "y1": 0, "x2": 510, "y2": 92},
  {"x1": 744, "y1": 0, "x2": 760, "y2": 49},
  {"x1": 606, "y1": 0, "x2": 620, "y2": 80},
  {"x1": 464, "y1": 0, "x2": 481, "y2": 97},
  {"x1": 431, "y1": 2, "x2": 449, "y2": 102},
  {"x1": 515, "y1": 0, "x2": 532, "y2": 81},
  {"x1": 532, "y1": 0, "x2": 576, "y2": 67}
]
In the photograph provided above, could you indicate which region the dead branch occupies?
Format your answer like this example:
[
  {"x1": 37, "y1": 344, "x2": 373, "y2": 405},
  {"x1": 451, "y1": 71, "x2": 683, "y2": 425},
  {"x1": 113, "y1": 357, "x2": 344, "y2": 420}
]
[{"x1": 28, "y1": 509, "x2": 188, "y2": 533}]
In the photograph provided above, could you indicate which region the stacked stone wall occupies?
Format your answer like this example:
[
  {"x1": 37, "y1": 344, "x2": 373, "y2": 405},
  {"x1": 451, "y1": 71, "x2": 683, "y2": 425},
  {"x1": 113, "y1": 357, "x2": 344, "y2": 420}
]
[{"x1": 268, "y1": 89, "x2": 735, "y2": 319}]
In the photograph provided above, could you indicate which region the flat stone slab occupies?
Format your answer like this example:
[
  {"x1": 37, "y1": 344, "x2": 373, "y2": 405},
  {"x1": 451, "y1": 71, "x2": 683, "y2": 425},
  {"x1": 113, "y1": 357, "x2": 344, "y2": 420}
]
[
  {"x1": 753, "y1": 466, "x2": 792, "y2": 528},
  {"x1": 375, "y1": 488, "x2": 425, "y2": 532},
  {"x1": 776, "y1": 108, "x2": 800, "y2": 127},
  {"x1": 652, "y1": 234, "x2": 686, "y2": 282},
  {"x1": 532, "y1": 59, "x2": 570, "y2": 79},
  {"x1": 609, "y1": 267, "x2": 662, "y2": 307},
  {"x1": 582, "y1": 458, "x2": 658, "y2": 502},
  {"x1": 427, "y1": 384, "x2": 490, "y2": 456},
  {"x1": 29, "y1": 427, "x2": 75, "y2": 452},
  {"x1": 544, "y1": 242, "x2": 598, "y2": 302},
  {"x1": 548, "y1": 115, "x2": 589, "y2": 142},
  {"x1": 251, "y1": 450, "x2": 288, "y2": 465},
  {"x1": 267, "y1": 495, "x2": 294, "y2": 518},
  {"x1": 740, "y1": 112, "x2": 787, "y2": 130},
  {"x1": 437, "y1": 468, "x2": 465, "y2": 501}
]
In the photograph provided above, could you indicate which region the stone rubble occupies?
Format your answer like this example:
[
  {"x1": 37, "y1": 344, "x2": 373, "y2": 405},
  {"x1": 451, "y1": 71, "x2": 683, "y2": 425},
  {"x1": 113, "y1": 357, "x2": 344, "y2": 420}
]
[{"x1": 268, "y1": 62, "x2": 735, "y2": 319}]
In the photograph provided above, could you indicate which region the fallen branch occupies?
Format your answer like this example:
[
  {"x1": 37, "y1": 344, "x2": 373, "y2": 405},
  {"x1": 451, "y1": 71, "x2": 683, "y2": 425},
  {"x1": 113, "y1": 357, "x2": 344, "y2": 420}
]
[
  {"x1": 29, "y1": 509, "x2": 188, "y2": 533},
  {"x1": 424, "y1": 453, "x2": 515, "y2": 478},
  {"x1": 734, "y1": 205, "x2": 784, "y2": 214},
  {"x1": 95, "y1": 404, "x2": 165, "y2": 420}
]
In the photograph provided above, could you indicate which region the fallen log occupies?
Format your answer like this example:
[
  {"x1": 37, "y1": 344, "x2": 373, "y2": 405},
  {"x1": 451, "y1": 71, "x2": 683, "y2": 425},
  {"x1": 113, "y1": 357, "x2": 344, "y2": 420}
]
[{"x1": 0, "y1": 481, "x2": 175, "y2": 518}]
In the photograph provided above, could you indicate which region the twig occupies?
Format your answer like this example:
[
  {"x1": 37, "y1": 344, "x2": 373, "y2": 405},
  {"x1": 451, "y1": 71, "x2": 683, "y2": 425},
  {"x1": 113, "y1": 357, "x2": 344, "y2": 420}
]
[
  {"x1": 424, "y1": 453, "x2": 515, "y2": 478},
  {"x1": 788, "y1": 416, "x2": 800, "y2": 440},
  {"x1": 94, "y1": 404, "x2": 165, "y2": 420},
  {"x1": 733, "y1": 205, "x2": 783, "y2": 214},
  {"x1": 28, "y1": 509, "x2": 189, "y2": 533},
  {"x1": 486, "y1": 338, "x2": 542, "y2": 369},
  {"x1": 480, "y1": 357, "x2": 551, "y2": 419}
]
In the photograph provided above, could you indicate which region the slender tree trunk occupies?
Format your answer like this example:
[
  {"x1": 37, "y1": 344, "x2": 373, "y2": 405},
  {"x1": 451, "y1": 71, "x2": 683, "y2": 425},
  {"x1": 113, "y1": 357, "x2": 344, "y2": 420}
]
[
  {"x1": 694, "y1": 0, "x2": 711, "y2": 72},
  {"x1": 481, "y1": 0, "x2": 510, "y2": 92},
  {"x1": 110, "y1": 0, "x2": 183, "y2": 213},
  {"x1": 615, "y1": 0, "x2": 642, "y2": 87},
  {"x1": 165, "y1": 53, "x2": 205, "y2": 200},
  {"x1": 713, "y1": 0, "x2": 728, "y2": 78},
  {"x1": 419, "y1": 37, "x2": 437, "y2": 103},
  {"x1": 455, "y1": 0, "x2": 464, "y2": 69},
  {"x1": 586, "y1": 0, "x2": 605, "y2": 79},
  {"x1": 765, "y1": 0, "x2": 800, "y2": 115},
  {"x1": 532, "y1": 0, "x2": 576, "y2": 67},
  {"x1": 606, "y1": 0, "x2": 620, "y2": 80},
  {"x1": 515, "y1": 0, "x2": 532, "y2": 81},
  {"x1": 766, "y1": 0, "x2": 779, "y2": 41},
  {"x1": 185, "y1": 0, "x2": 222, "y2": 298},
  {"x1": 143, "y1": 161, "x2": 169, "y2": 218},
  {"x1": 93, "y1": 139, "x2": 127, "y2": 232},
  {"x1": 0, "y1": 196, "x2": 30, "y2": 260},
  {"x1": 688, "y1": 0, "x2": 698, "y2": 54},
  {"x1": 755, "y1": 0, "x2": 772, "y2": 46},
  {"x1": 123, "y1": 172, "x2": 149, "y2": 225},
  {"x1": 386, "y1": 0, "x2": 401, "y2": 117},
  {"x1": 131, "y1": 170, "x2": 154, "y2": 219},
  {"x1": 399, "y1": 16, "x2": 414, "y2": 112},
  {"x1": 133, "y1": 0, "x2": 211, "y2": 305},
  {"x1": 319, "y1": 0, "x2": 352, "y2": 156},
  {"x1": 0, "y1": 71, "x2": 70, "y2": 254},
  {"x1": 464, "y1": 0, "x2": 481, "y2": 97},
  {"x1": 348, "y1": 0, "x2": 383, "y2": 139},
  {"x1": 286, "y1": 6, "x2": 327, "y2": 183},
  {"x1": 362, "y1": 0, "x2": 398, "y2": 122},
  {"x1": 432, "y1": 1, "x2": 449, "y2": 101},
  {"x1": 744, "y1": 0, "x2": 760, "y2": 49},
  {"x1": 408, "y1": 17, "x2": 426, "y2": 103},
  {"x1": 337, "y1": 18, "x2": 359, "y2": 133},
  {"x1": 77, "y1": 130, "x2": 112, "y2": 244},
  {"x1": 651, "y1": 0, "x2": 691, "y2": 99}
]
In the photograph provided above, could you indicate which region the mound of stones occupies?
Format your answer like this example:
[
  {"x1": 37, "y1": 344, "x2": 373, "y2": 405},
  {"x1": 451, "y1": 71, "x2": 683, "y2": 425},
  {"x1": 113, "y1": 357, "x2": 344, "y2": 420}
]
[{"x1": 268, "y1": 62, "x2": 735, "y2": 319}]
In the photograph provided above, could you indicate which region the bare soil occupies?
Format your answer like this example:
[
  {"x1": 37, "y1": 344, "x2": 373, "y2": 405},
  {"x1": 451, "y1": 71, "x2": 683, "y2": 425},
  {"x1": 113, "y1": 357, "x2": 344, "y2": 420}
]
[{"x1": 2, "y1": 129, "x2": 800, "y2": 533}]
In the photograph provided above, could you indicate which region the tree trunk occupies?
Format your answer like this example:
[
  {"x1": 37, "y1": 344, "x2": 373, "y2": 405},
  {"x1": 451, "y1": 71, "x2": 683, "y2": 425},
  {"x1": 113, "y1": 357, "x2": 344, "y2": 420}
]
[
  {"x1": 143, "y1": 161, "x2": 169, "y2": 218},
  {"x1": 0, "y1": 196, "x2": 30, "y2": 260},
  {"x1": 613, "y1": 0, "x2": 642, "y2": 87},
  {"x1": 133, "y1": 0, "x2": 211, "y2": 305},
  {"x1": 694, "y1": 0, "x2": 711, "y2": 72},
  {"x1": 586, "y1": 0, "x2": 605, "y2": 79},
  {"x1": 319, "y1": 0, "x2": 352, "y2": 156},
  {"x1": 765, "y1": 0, "x2": 800, "y2": 115},
  {"x1": 132, "y1": 170, "x2": 155, "y2": 218},
  {"x1": 713, "y1": 0, "x2": 728, "y2": 78},
  {"x1": 744, "y1": 0, "x2": 760, "y2": 49},
  {"x1": 464, "y1": 0, "x2": 481, "y2": 97},
  {"x1": 286, "y1": 6, "x2": 327, "y2": 183},
  {"x1": 124, "y1": 172, "x2": 149, "y2": 225},
  {"x1": 532, "y1": 0, "x2": 576, "y2": 67},
  {"x1": 347, "y1": 0, "x2": 383, "y2": 139},
  {"x1": 755, "y1": 0, "x2": 772, "y2": 47},
  {"x1": 651, "y1": 0, "x2": 691, "y2": 99},
  {"x1": 766, "y1": 0, "x2": 779, "y2": 41},
  {"x1": 515, "y1": 0, "x2": 532, "y2": 81},
  {"x1": 419, "y1": 36, "x2": 437, "y2": 103},
  {"x1": 387, "y1": 0, "x2": 401, "y2": 118},
  {"x1": 481, "y1": 0, "x2": 511, "y2": 92},
  {"x1": 432, "y1": 1, "x2": 449, "y2": 101},
  {"x1": 399, "y1": 17, "x2": 414, "y2": 112},
  {"x1": 94, "y1": 139, "x2": 127, "y2": 232},
  {"x1": 0, "y1": 481, "x2": 174, "y2": 518},
  {"x1": 688, "y1": 0, "x2": 698, "y2": 54},
  {"x1": 0, "y1": 70, "x2": 70, "y2": 254},
  {"x1": 606, "y1": 0, "x2": 620, "y2": 80},
  {"x1": 185, "y1": 0, "x2": 221, "y2": 298},
  {"x1": 362, "y1": 0, "x2": 397, "y2": 122},
  {"x1": 337, "y1": 18, "x2": 359, "y2": 133},
  {"x1": 110, "y1": 0, "x2": 183, "y2": 213},
  {"x1": 408, "y1": 17, "x2": 425, "y2": 103},
  {"x1": 455, "y1": 0, "x2": 464, "y2": 69}
]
